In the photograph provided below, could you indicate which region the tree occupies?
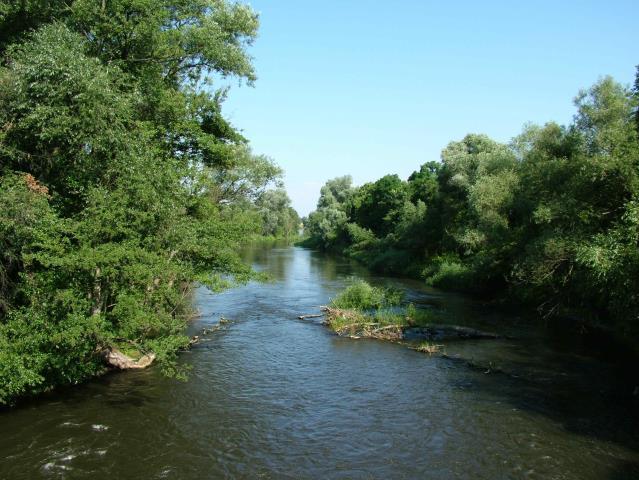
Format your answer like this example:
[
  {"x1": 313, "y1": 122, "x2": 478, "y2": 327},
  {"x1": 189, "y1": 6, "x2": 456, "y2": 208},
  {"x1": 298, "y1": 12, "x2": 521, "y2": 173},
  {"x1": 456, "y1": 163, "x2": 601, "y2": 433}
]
[
  {"x1": 513, "y1": 77, "x2": 639, "y2": 323},
  {"x1": 317, "y1": 175, "x2": 355, "y2": 208},
  {"x1": 0, "y1": 1, "x2": 274, "y2": 404},
  {"x1": 256, "y1": 188, "x2": 300, "y2": 238},
  {"x1": 350, "y1": 175, "x2": 408, "y2": 237},
  {"x1": 304, "y1": 207, "x2": 348, "y2": 249},
  {"x1": 634, "y1": 65, "x2": 639, "y2": 135},
  {"x1": 407, "y1": 161, "x2": 440, "y2": 205},
  {"x1": 301, "y1": 176, "x2": 355, "y2": 249},
  {"x1": 304, "y1": 71, "x2": 639, "y2": 340}
]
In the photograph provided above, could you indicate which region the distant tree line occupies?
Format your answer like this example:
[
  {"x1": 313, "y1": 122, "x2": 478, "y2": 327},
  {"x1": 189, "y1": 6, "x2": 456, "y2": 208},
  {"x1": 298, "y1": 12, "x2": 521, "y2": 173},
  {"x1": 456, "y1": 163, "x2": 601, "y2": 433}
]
[{"x1": 303, "y1": 72, "x2": 639, "y2": 338}]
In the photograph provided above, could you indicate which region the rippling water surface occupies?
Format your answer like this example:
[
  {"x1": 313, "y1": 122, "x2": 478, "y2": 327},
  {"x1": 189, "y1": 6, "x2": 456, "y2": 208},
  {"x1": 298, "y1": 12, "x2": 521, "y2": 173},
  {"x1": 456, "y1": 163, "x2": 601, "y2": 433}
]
[{"x1": 1, "y1": 245, "x2": 639, "y2": 479}]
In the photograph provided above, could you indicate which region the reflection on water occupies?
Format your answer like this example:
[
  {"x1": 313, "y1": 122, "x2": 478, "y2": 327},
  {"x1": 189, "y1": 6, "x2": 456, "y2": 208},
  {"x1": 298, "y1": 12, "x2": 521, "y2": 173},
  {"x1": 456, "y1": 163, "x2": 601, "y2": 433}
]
[{"x1": 1, "y1": 245, "x2": 638, "y2": 479}]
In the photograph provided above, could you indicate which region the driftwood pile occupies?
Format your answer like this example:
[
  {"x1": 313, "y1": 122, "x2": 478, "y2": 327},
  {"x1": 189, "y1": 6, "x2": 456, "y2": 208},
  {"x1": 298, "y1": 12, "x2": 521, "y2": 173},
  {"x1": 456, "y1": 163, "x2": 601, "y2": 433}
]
[{"x1": 321, "y1": 306, "x2": 404, "y2": 340}]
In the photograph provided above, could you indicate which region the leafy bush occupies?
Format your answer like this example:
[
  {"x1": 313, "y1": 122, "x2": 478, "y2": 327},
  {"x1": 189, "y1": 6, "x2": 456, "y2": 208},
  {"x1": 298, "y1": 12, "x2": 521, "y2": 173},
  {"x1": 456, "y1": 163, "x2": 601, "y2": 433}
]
[
  {"x1": 422, "y1": 254, "x2": 476, "y2": 292},
  {"x1": 330, "y1": 279, "x2": 403, "y2": 310}
]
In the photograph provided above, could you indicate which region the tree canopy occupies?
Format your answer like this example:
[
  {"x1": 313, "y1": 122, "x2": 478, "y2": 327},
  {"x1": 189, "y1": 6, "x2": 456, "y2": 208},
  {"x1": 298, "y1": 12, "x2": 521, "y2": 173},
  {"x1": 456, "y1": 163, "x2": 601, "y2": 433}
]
[{"x1": 0, "y1": 1, "x2": 297, "y2": 405}]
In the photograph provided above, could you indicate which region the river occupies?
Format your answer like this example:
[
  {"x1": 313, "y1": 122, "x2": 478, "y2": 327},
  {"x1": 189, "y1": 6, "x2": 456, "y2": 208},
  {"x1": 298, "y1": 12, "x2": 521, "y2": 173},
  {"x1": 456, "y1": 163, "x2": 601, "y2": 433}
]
[{"x1": 1, "y1": 245, "x2": 638, "y2": 479}]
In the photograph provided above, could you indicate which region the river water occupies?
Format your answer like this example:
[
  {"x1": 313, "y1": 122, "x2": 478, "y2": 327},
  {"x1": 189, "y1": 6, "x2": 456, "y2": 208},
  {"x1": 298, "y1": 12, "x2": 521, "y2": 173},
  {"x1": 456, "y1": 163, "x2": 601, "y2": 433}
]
[{"x1": 1, "y1": 245, "x2": 639, "y2": 479}]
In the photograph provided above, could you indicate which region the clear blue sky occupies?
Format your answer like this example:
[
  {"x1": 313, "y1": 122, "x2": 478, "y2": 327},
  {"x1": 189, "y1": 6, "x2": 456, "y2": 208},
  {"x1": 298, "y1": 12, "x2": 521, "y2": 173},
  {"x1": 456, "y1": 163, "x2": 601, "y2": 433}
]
[{"x1": 221, "y1": 0, "x2": 638, "y2": 216}]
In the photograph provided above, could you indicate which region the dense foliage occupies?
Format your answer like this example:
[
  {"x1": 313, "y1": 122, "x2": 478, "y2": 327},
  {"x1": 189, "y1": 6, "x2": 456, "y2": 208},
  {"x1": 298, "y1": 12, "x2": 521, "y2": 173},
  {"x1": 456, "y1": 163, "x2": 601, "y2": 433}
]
[
  {"x1": 304, "y1": 72, "x2": 639, "y2": 338},
  {"x1": 255, "y1": 188, "x2": 301, "y2": 239},
  {"x1": 330, "y1": 279, "x2": 403, "y2": 311},
  {"x1": 0, "y1": 1, "x2": 295, "y2": 404}
]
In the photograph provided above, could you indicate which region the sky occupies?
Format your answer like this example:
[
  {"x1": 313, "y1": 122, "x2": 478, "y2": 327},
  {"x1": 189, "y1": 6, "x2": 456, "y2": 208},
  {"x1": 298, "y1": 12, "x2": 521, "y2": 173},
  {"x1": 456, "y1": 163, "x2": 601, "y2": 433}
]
[{"x1": 220, "y1": 0, "x2": 639, "y2": 216}]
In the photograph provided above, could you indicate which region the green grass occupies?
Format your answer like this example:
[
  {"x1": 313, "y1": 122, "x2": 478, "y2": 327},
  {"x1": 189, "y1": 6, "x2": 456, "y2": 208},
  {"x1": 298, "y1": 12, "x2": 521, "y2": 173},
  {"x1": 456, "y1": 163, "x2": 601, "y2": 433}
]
[{"x1": 325, "y1": 308, "x2": 369, "y2": 332}]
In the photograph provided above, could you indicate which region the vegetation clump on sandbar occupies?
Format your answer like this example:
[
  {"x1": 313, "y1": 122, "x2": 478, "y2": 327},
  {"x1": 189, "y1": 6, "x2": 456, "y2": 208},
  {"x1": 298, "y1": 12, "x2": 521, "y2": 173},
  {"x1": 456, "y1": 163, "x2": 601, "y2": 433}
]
[{"x1": 321, "y1": 280, "x2": 497, "y2": 353}]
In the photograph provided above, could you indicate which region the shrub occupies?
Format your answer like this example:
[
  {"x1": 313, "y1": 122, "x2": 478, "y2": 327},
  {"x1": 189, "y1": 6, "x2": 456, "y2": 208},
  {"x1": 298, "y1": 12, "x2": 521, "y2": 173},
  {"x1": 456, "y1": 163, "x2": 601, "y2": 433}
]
[
  {"x1": 330, "y1": 279, "x2": 403, "y2": 310},
  {"x1": 423, "y1": 254, "x2": 475, "y2": 291}
]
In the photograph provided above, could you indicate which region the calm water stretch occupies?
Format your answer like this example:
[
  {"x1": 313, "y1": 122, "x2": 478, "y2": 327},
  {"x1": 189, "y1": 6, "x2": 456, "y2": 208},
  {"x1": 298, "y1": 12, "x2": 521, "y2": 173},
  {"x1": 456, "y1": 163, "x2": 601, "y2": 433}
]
[{"x1": 1, "y1": 246, "x2": 638, "y2": 479}]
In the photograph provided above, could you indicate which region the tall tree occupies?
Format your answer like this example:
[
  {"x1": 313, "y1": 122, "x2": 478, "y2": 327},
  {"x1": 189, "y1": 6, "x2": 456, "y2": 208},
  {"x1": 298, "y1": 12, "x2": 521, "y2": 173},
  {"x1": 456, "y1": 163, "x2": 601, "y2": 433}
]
[
  {"x1": 350, "y1": 175, "x2": 408, "y2": 237},
  {"x1": 0, "y1": 1, "x2": 276, "y2": 405}
]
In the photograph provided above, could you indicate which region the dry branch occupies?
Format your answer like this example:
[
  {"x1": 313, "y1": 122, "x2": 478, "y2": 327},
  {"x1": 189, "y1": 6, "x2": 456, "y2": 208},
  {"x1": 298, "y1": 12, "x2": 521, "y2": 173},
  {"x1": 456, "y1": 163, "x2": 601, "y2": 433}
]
[{"x1": 298, "y1": 313, "x2": 324, "y2": 320}]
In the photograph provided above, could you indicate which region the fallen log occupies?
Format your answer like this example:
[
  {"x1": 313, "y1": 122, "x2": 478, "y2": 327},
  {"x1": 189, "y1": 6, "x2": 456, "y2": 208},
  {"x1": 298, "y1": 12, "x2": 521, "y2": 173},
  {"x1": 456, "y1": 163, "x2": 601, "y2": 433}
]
[
  {"x1": 298, "y1": 313, "x2": 324, "y2": 320},
  {"x1": 371, "y1": 324, "x2": 403, "y2": 332}
]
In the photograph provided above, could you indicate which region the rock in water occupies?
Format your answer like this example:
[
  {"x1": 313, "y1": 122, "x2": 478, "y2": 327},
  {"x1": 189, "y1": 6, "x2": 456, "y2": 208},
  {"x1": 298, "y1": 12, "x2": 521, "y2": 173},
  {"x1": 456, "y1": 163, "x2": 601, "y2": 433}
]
[{"x1": 103, "y1": 348, "x2": 156, "y2": 370}]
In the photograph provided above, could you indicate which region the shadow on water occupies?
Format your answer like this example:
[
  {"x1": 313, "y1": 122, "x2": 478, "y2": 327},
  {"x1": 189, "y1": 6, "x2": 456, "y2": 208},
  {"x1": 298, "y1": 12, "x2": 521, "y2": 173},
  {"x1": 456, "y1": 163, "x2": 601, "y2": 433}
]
[
  {"x1": 609, "y1": 461, "x2": 639, "y2": 480},
  {"x1": 456, "y1": 311, "x2": 639, "y2": 442},
  {"x1": 445, "y1": 349, "x2": 639, "y2": 447},
  {"x1": 405, "y1": 296, "x2": 639, "y2": 479},
  {"x1": 0, "y1": 368, "x2": 160, "y2": 414}
]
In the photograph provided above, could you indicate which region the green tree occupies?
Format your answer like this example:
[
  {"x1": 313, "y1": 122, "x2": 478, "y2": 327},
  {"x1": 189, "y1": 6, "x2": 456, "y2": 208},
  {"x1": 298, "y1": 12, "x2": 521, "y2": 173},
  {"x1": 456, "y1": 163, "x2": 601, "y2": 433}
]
[
  {"x1": 407, "y1": 161, "x2": 440, "y2": 205},
  {"x1": 350, "y1": 174, "x2": 408, "y2": 237},
  {"x1": 514, "y1": 77, "x2": 639, "y2": 325},
  {"x1": 0, "y1": 1, "x2": 274, "y2": 404},
  {"x1": 256, "y1": 188, "x2": 300, "y2": 238},
  {"x1": 302, "y1": 176, "x2": 354, "y2": 249},
  {"x1": 634, "y1": 65, "x2": 639, "y2": 135},
  {"x1": 303, "y1": 71, "x2": 639, "y2": 342}
]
